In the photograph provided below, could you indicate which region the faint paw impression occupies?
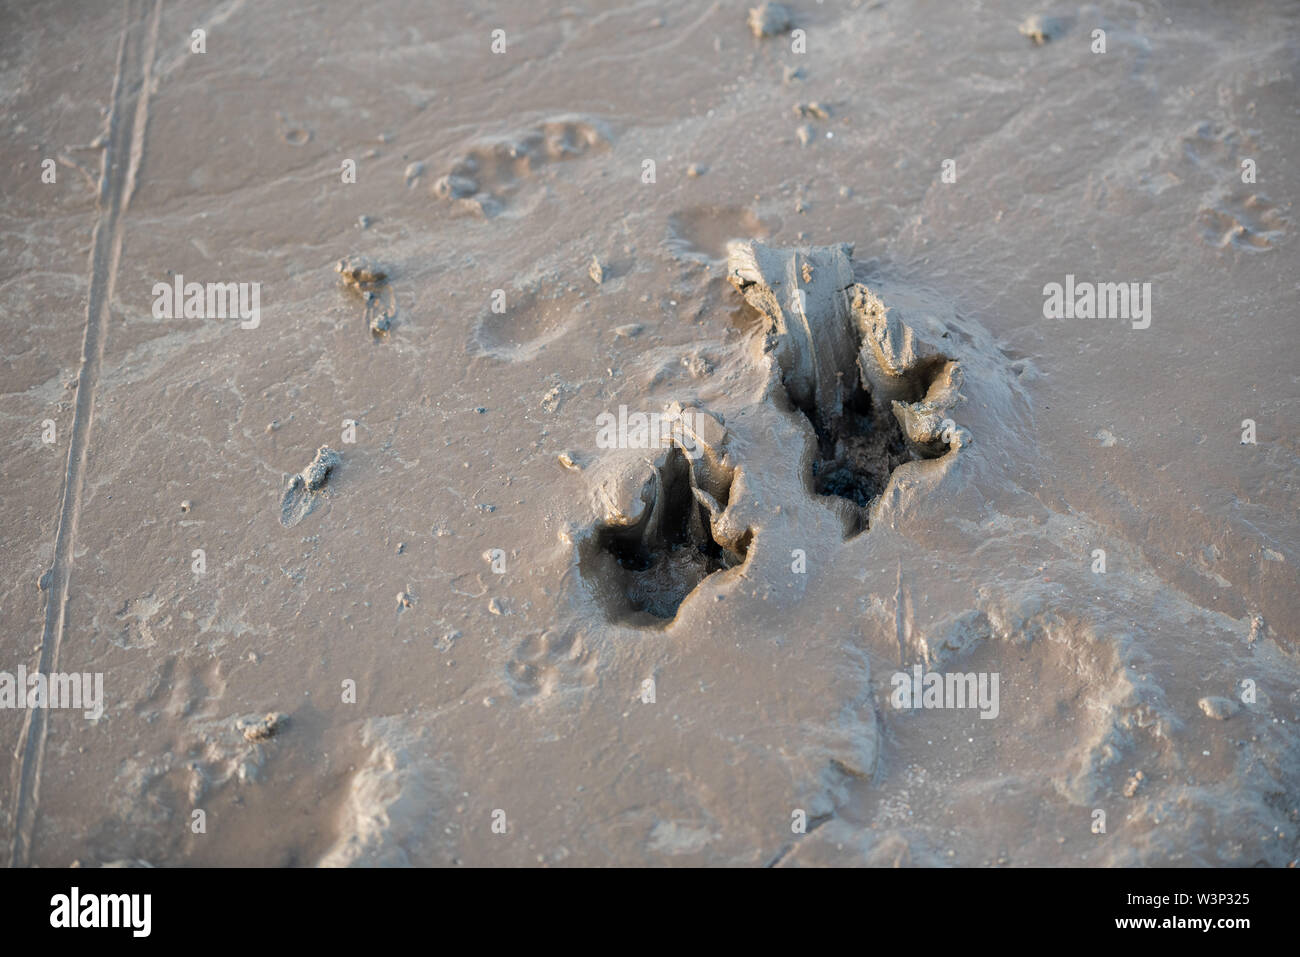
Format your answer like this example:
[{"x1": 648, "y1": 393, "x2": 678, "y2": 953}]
[
  {"x1": 506, "y1": 628, "x2": 597, "y2": 699},
  {"x1": 666, "y1": 205, "x2": 777, "y2": 264},
  {"x1": 1180, "y1": 122, "x2": 1289, "y2": 252},
  {"x1": 433, "y1": 117, "x2": 609, "y2": 218},
  {"x1": 1198, "y1": 192, "x2": 1286, "y2": 251},
  {"x1": 469, "y1": 283, "x2": 587, "y2": 362},
  {"x1": 113, "y1": 593, "x2": 167, "y2": 649}
]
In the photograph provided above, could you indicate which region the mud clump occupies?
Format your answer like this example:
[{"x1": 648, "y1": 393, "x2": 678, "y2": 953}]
[
  {"x1": 336, "y1": 256, "x2": 395, "y2": 336},
  {"x1": 300, "y1": 446, "x2": 340, "y2": 492},
  {"x1": 280, "y1": 446, "x2": 341, "y2": 527},
  {"x1": 237, "y1": 712, "x2": 286, "y2": 742},
  {"x1": 749, "y1": 3, "x2": 793, "y2": 38},
  {"x1": 1122, "y1": 771, "x2": 1144, "y2": 798},
  {"x1": 336, "y1": 257, "x2": 386, "y2": 287},
  {"x1": 1019, "y1": 15, "x2": 1069, "y2": 45},
  {"x1": 794, "y1": 102, "x2": 831, "y2": 120}
]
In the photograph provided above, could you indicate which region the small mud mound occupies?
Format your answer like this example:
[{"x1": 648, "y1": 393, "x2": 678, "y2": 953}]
[{"x1": 280, "y1": 446, "x2": 340, "y2": 528}]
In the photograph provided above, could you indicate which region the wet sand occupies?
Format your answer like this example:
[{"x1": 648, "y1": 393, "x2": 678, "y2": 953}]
[{"x1": 1, "y1": 0, "x2": 1297, "y2": 866}]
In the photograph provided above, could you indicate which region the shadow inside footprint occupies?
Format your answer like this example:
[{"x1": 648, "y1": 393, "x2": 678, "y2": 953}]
[
  {"x1": 803, "y1": 382, "x2": 908, "y2": 509},
  {"x1": 585, "y1": 444, "x2": 750, "y2": 625},
  {"x1": 798, "y1": 354, "x2": 951, "y2": 536}
]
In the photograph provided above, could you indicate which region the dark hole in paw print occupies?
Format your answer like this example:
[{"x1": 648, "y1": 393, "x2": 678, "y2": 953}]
[
  {"x1": 728, "y1": 241, "x2": 958, "y2": 540},
  {"x1": 584, "y1": 444, "x2": 751, "y2": 625},
  {"x1": 792, "y1": 354, "x2": 950, "y2": 537},
  {"x1": 801, "y1": 382, "x2": 907, "y2": 509}
]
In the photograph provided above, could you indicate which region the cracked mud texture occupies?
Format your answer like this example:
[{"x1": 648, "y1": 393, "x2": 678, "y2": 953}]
[{"x1": 1, "y1": 0, "x2": 1297, "y2": 868}]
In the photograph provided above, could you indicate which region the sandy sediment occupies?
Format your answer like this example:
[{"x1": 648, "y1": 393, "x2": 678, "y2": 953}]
[{"x1": 1, "y1": 0, "x2": 1296, "y2": 868}]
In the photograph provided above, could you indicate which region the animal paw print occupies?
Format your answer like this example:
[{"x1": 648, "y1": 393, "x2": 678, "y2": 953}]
[
  {"x1": 580, "y1": 433, "x2": 752, "y2": 626},
  {"x1": 469, "y1": 283, "x2": 587, "y2": 362},
  {"x1": 1180, "y1": 121, "x2": 1245, "y2": 169},
  {"x1": 1198, "y1": 191, "x2": 1287, "y2": 251},
  {"x1": 1178, "y1": 123, "x2": 1289, "y2": 251},
  {"x1": 433, "y1": 117, "x2": 609, "y2": 218},
  {"x1": 577, "y1": 243, "x2": 963, "y2": 628},
  {"x1": 505, "y1": 628, "x2": 597, "y2": 699}
]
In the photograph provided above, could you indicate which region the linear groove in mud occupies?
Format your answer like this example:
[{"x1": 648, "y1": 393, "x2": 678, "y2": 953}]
[{"x1": 9, "y1": 0, "x2": 162, "y2": 869}]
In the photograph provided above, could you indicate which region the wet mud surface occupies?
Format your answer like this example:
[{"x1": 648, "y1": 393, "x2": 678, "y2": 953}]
[{"x1": 1, "y1": 0, "x2": 1297, "y2": 867}]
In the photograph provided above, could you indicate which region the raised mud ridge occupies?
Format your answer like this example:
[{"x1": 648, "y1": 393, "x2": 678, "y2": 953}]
[{"x1": 579, "y1": 241, "x2": 966, "y2": 627}]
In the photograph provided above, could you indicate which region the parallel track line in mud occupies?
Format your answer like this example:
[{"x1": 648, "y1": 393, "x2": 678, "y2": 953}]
[
  {"x1": 9, "y1": 0, "x2": 161, "y2": 868},
  {"x1": 894, "y1": 561, "x2": 909, "y2": 667}
]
